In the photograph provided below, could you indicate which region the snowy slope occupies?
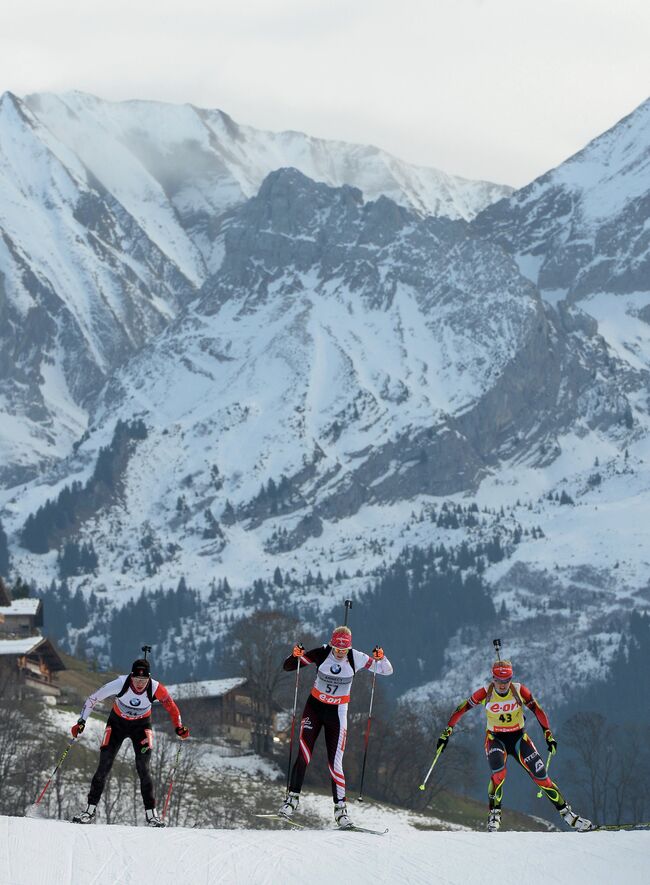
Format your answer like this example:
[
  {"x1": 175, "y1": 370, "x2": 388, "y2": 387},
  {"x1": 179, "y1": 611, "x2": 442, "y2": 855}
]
[
  {"x1": 0, "y1": 92, "x2": 197, "y2": 484},
  {"x1": 4, "y1": 169, "x2": 614, "y2": 595},
  {"x1": 475, "y1": 97, "x2": 650, "y2": 302},
  {"x1": 1, "y1": 816, "x2": 648, "y2": 885}
]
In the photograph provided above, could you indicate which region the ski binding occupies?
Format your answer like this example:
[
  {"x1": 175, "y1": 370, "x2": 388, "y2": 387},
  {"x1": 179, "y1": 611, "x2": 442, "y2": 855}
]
[{"x1": 338, "y1": 823, "x2": 388, "y2": 835}]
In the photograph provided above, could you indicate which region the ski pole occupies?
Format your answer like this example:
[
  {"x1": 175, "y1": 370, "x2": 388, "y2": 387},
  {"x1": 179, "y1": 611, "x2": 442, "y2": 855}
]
[
  {"x1": 285, "y1": 656, "x2": 302, "y2": 795},
  {"x1": 418, "y1": 744, "x2": 444, "y2": 791},
  {"x1": 343, "y1": 599, "x2": 352, "y2": 626},
  {"x1": 536, "y1": 753, "x2": 552, "y2": 798},
  {"x1": 357, "y1": 660, "x2": 378, "y2": 802},
  {"x1": 162, "y1": 741, "x2": 183, "y2": 821},
  {"x1": 30, "y1": 736, "x2": 78, "y2": 811}
]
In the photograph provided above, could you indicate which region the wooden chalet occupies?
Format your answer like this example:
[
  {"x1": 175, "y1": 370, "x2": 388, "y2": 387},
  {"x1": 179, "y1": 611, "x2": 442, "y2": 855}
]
[
  {"x1": 0, "y1": 577, "x2": 43, "y2": 636},
  {"x1": 166, "y1": 678, "x2": 275, "y2": 749},
  {"x1": 0, "y1": 635, "x2": 66, "y2": 698},
  {"x1": 0, "y1": 578, "x2": 65, "y2": 699}
]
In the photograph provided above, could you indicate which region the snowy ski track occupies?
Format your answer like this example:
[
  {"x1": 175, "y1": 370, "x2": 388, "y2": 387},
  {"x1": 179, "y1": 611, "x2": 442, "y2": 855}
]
[{"x1": 1, "y1": 817, "x2": 648, "y2": 884}]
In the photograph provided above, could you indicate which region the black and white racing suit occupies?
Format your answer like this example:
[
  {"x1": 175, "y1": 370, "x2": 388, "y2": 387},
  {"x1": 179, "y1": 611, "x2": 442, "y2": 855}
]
[{"x1": 283, "y1": 645, "x2": 393, "y2": 801}]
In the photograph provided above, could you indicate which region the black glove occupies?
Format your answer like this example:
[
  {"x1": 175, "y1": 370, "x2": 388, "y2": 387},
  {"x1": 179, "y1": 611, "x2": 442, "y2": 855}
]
[
  {"x1": 544, "y1": 728, "x2": 557, "y2": 755},
  {"x1": 437, "y1": 726, "x2": 453, "y2": 753}
]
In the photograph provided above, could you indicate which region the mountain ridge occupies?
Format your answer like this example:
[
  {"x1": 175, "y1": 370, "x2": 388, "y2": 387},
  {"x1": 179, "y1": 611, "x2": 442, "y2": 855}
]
[{"x1": 1, "y1": 93, "x2": 650, "y2": 705}]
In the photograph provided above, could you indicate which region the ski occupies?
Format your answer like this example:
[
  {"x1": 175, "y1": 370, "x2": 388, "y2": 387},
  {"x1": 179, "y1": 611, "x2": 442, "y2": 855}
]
[
  {"x1": 254, "y1": 813, "x2": 305, "y2": 828},
  {"x1": 338, "y1": 824, "x2": 389, "y2": 835},
  {"x1": 589, "y1": 821, "x2": 650, "y2": 832},
  {"x1": 253, "y1": 815, "x2": 387, "y2": 834}
]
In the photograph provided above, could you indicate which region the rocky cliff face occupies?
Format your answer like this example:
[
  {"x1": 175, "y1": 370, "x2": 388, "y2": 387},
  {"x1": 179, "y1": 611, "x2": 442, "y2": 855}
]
[
  {"x1": 474, "y1": 98, "x2": 650, "y2": 302},
  {"x1": 27, "y1": 168, "x2": 635, "y2": 568}
]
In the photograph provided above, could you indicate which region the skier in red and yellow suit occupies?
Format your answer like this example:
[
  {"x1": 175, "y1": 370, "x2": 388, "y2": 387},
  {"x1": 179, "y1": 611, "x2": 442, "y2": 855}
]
[{"x1": 437, "y1": 659, "x2": 592, "y2": 831}]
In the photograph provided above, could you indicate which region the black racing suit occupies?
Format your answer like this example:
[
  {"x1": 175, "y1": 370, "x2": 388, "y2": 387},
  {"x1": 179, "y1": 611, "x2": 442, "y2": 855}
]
[{"x1": 89, "y1": 711, "x2": 156, "y2": 809}]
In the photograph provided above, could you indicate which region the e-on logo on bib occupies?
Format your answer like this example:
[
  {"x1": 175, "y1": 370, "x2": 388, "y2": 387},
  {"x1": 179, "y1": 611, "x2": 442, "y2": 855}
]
[{"x1": 330, "y1": 664, "x2": 342, "y2": 674}]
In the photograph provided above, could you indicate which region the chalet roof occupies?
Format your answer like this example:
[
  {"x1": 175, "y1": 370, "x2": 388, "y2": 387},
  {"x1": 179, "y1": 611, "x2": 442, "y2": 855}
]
[
  {"x1": 166, "y1": 677, "x2": 247, "y2": 700},
  {"x1": 0, "y1": 598, "x2": 42, "y2": 616},
  {"x1": 0, "y1": 635, "x2": 66, "y2": 670},
  {"x1": 0, "y1": 637, "x2": 42, "y2": 655}
]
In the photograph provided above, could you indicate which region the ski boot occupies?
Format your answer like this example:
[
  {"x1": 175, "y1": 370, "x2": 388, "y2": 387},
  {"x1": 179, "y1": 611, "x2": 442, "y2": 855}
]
[
  {"x1": 146, "y1": 808, "x2": 166, "y2": 828},
  {"x1": 487, "y1": 808, "x2": 501, "y2": 832},
  {"x1": 278, "y1": 791, "x2": 300, "y2": 819},
  {"x1": 559, "y1": 804, "x2": 593, "y2": 832},
  {"x1": 334, "y1": 800, "x2": 353, "y2": 829},
  {"x1": 72, "y1": 804, "x2": 96, "y2": 824}
]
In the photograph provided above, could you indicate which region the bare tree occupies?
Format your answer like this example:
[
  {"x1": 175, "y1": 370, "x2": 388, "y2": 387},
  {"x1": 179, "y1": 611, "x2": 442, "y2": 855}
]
[
  {"x1": 232, "y1": 611, "x2": 316, "y2": 754},
  {"x1": 562, "y1": 712, "x2": 613, "y2": 823},
  {"x1": 561, "y1": 713, "x2": 650, "y2": 825},
  {"x1": 343, "y1": 692, "x2": 472, "y2": 809}
]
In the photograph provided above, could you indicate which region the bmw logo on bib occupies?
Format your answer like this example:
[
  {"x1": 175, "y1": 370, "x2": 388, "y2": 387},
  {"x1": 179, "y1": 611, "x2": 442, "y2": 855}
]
[
  {"x1": 130, "y1": 698, "x2": 142, "y2": 707},
  {"x1": 330, "y1": 664, "x2": 342, "y2": 674}
]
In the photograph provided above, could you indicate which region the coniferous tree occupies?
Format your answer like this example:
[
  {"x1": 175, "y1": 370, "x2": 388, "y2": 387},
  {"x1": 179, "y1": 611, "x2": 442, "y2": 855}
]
[
  {"x1": 222, "y1": 500, "x2": 236, "y2": 525},
  {"x1": 11, "y1": 576, "x2": 31, "y2": 599},
  {"x1": 20, "y1": 419, "x2": 148, "y2": 553}
]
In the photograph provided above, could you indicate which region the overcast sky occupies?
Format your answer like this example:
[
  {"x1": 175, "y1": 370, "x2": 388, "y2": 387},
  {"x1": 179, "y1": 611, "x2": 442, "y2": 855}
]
[{"x1": 1, "y1": 0, "x2": 648, "y2": 186}]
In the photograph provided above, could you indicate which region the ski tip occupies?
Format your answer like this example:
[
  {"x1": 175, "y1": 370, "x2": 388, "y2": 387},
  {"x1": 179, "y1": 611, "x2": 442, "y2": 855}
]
[{"x1": 590, "y1": 822, "x2": 650, "y2": 832}]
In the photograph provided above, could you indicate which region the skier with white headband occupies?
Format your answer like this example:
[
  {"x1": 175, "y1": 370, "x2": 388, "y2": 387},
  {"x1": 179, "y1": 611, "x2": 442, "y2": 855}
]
[{"x1": 279, "y1": 625, "x2": 393, "y2": 827}]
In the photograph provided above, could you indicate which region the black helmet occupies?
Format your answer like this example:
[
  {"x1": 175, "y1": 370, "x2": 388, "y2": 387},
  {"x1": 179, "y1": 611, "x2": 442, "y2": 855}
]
[{"x1": 131, "y1": 658, "x2": 150, "y2": 678}]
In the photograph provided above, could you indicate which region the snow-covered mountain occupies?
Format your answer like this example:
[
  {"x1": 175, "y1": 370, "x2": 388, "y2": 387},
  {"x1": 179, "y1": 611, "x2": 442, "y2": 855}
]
[
  {"x1": 474, "y1": 97, "x2": 650, "y2": 304},
  {"x1": 0, "y1": 90, "x2": 510, "y2": 486},
  {"x1": 2, "y1": 92, "x2": 650, "y2": 705},
  {"x1": 0, "y1": 92, "x2": 197, "y2": 485}
]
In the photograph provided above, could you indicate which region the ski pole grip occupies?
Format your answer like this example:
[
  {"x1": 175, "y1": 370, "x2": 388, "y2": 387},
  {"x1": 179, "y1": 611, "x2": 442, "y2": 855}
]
[{"x1": 344, "y1": 599, "x2": 353, "y2": 625}]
